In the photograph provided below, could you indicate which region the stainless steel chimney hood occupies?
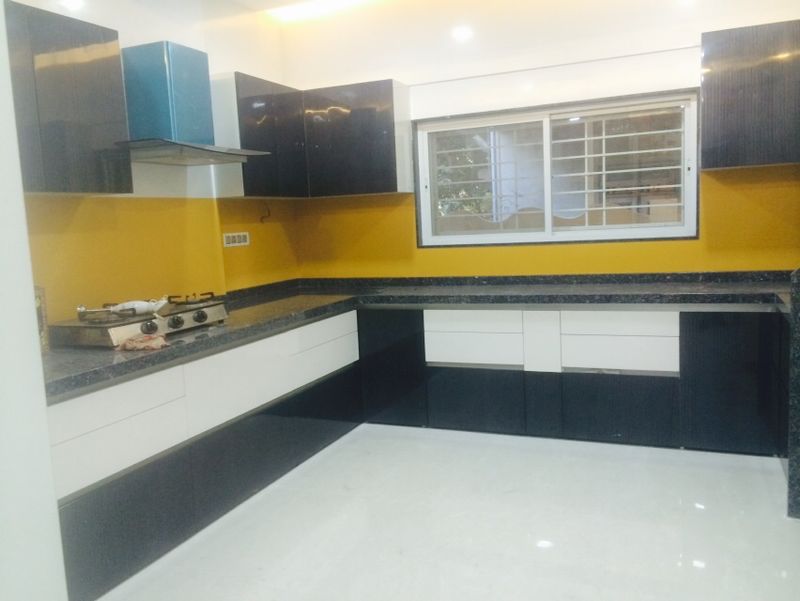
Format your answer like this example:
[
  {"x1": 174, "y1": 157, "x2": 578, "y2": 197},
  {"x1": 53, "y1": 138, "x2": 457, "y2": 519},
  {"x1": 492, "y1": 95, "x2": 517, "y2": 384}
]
[{"x1": 117, "y1": 138, "x2": 267, "y2": 167}]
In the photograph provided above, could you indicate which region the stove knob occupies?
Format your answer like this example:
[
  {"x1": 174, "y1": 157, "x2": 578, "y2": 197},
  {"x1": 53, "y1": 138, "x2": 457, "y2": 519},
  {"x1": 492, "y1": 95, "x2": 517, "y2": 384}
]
[
  {"x1": 168, "y1": 315, "x2": 185, "y2": 329},
  {"x1": 193, "y1": 310, "x2": 208, "y2": 324},
  {"x1": 140, "y1": 320, "x2": 158, "y2": 335}
]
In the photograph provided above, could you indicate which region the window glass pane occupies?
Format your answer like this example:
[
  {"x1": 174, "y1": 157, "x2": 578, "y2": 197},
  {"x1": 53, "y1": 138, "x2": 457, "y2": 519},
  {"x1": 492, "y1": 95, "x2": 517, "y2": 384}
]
[
  {"x1": 429, "y1": 121, "x2": 545, "y2": 236},
  {"x1": 550, "y1": 106, "x2": 684, "y2": 232}
]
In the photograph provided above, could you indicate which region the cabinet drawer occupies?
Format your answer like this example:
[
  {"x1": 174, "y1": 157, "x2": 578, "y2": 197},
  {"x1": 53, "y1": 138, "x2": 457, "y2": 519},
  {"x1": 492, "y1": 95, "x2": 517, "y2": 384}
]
[
  {"x1": 424, "y1": 310, "x2": 522, "y2": 333},
  {"x1": 48, "y1": 366, "x2": 185, "y2": 445},
  {"x1": 425, "y1": 331, "x2": 523, "y2": 366},
  {"x1": 185, "y1": 324, "x2": 359, "y2": 437},
  {"x1": 561, "y1": 311, "x2": 679, "y2": 337},
  {"x1": 561, "y1": 335, "x2": 679, "y2": 373},
  {"x1": 51, "y1": 397, "x2": 187, "y2": 499}
]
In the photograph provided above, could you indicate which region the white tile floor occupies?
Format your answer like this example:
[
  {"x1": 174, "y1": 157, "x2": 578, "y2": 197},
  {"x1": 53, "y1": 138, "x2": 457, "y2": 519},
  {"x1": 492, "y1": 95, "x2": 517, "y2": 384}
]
[{"x1": 100, "y1": 424, "x2": 800, "y2": 601}]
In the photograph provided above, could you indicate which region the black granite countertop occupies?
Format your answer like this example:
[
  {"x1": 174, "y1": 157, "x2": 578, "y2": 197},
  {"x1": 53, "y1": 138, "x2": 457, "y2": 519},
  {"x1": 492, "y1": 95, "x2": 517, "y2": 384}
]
[
  {"x1": 43, "y1": 295, "x2": 357, "y2": 404},
  {"x1": 42, "y1": 276, "x2": 791, "y2": 404}
]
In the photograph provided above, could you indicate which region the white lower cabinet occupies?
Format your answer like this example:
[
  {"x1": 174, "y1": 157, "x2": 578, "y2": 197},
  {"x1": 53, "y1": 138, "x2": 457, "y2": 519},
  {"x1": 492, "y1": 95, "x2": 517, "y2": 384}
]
[
  {"x1": 184, "y1": 311, "x2": 358, "y2": 437},
  {"x1": 561, "y1": 334, "x2": 680, "y2": 373},
  {"x1": 425, "y1": 308, "x2": 680, "y2": 375},
  {"x1": 423, "y1": 309, "x2": 524, "y2": 366},
  {"x1": 48, "y1": 311, "x2": 359, "y2": 499},
  {"x1": 559, "y1": 310, "x2": 680, "y2": 374},
  {"x1": 50, "y1": 396, "x2": 188, "y2": 499}
]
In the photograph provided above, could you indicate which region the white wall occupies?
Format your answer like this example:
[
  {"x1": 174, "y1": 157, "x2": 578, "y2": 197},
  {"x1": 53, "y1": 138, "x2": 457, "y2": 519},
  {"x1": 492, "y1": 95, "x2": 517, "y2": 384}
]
[
  {"x1": 0, "y1": 3, "x2": 69, "y2": 600},
  {"x1": 275, "y1": 0, "x2": 800, "y2": 118}
]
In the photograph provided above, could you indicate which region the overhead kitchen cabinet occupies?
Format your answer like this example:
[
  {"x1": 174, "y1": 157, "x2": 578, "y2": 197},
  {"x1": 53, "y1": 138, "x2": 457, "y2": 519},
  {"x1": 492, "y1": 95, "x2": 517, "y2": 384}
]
[
  {"x1": 304, "y1": 79, "x2": 413, "y2": 197},
  {"x1": 212, "y1": 72, "x2": 308, "y2": 197},
  {"x1": 701, "y1": 19, "x2": 800, "y2": 169},
  {"x1": 4, "y1": 0, "x2": 132, "y2": 193}
]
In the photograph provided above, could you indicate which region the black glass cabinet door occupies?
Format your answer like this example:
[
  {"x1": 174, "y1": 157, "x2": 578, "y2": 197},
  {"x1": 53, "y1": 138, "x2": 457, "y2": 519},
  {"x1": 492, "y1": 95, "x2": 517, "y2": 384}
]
[
  {"x1": 5, "y1": 0, "x2": 131, "y2": 193},
  {"x1": 701, "y1": 20, "x2": 800, "y2": 169},
  {"x1": 235, "y1": 72, "x2": 308, "y2": 197},
  {"x1": 304, "y1": 80, "x2": 397, "y2": 197}
]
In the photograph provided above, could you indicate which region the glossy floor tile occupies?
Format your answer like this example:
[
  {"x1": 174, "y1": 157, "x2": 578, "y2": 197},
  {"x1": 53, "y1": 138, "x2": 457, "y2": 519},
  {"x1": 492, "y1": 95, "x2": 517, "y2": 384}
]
[{"x1": 99, "y1": 425, "x2": 800, "y2": 601}]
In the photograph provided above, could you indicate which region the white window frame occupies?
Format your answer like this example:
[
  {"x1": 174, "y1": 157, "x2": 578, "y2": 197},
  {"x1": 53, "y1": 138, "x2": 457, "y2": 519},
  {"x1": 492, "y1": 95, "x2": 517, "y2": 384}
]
[{"x1": 416, "y1": 93, "x2": 698, "y2": 247}]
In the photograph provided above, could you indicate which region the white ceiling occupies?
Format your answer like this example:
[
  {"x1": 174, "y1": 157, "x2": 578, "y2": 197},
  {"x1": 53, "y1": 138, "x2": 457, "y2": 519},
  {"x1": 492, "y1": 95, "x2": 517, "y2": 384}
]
[{"x1": 232, "y1": 0, "x2": 295, "y2": 10}]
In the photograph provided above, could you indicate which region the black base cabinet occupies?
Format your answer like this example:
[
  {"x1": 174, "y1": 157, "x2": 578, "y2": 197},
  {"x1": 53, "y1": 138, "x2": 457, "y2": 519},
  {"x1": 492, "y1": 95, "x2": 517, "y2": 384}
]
[
  {"x1": 525, "y1": 372, "x2": 563, "y2": 438},
  {"x1": 680, "y1": 312, "x2": 788, "y2": 456},
  {"x1": 427, "y1": 367, "x2": 526, "y2": 435},
  {"x1": 561, "y1": 373, "x2": 680, "y2": 448},
  {"x1": 59, "y1": 365, "x2": 361, "y2": 601},
  {"x1": 358, "y1": 309, "x2": 428, "y2": 427}
]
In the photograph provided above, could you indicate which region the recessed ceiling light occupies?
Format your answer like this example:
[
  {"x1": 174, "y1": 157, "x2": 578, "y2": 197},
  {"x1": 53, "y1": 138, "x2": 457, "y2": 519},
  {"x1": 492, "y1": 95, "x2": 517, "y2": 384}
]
[
  {"x1": 536, "y1": 540, "x2": 554, "y2": 549},
  {"x1": 451, "y1": 25, "x2": 474, "y2": 43}
]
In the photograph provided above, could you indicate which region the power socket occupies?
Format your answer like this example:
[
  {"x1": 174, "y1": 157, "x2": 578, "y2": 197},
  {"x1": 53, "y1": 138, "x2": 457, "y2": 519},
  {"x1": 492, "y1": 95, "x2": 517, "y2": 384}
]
[{"x1": 223, "y1": 232, "x2": 250, "y2": 247}]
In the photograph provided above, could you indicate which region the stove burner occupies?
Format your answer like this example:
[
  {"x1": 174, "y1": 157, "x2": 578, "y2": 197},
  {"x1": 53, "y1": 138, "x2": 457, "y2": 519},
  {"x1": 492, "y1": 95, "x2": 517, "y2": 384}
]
[
  {"x1": 52, "y1": 293, "x2": 229, "y2": 347},
  {"x1": 166, "y1": 292, "x2": 217, "y2": 306},
  {"x1": 77, "y1": 305, "x2": 138, "y2": 323}
]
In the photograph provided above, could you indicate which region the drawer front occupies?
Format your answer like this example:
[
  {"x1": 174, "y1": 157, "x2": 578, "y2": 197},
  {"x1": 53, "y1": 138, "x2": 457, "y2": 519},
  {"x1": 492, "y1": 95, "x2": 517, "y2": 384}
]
[
  {"x1": 425, "y1": 331, "x2": 524, "y2": 366},
  {"x1": 561, "y1": 335, "x2": 680, "y2": 373},
  {"x1": 293, "y1": 311, "x2": 358, "y2": 354},
  {"x1": 423, "y1": 310, "x2": 522, "y2": 333},
  {"x1": 185, "y1": 327, "x2": 359, "y2": 437},
  {"x1": 51, "y1": 397, "x2": 187, "y2": 499},
  {"x1": 48, "y1": 366, "x2": 185, "y2": 445},
  {"x1": 561, "y1": 311, "x2": 679, "y2": 337},
  {"x1": 522, "y1": 311, "x2": 562, "y2": 373}
]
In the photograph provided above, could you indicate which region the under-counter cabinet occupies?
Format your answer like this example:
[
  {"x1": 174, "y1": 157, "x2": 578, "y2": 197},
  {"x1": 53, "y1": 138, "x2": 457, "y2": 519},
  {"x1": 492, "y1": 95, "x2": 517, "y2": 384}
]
[
  {"x1": 51, "y1": 312, "x2": 360, "y2": 601},
  {"x1": 701, "y1": 19, "x2": 800, "y2": 169},
  {"x1": 4, "y1": 0, "x2": 132, "y2": 193},
  {"x1": 680, "y1": 312, "x2": 787, "y2": 455},
  {"x1": 416, "y1": 307, "x2": 787, "y2": 454},
  {"x1": 358, "y1": 309, "x2": 427, "y2": 427}
]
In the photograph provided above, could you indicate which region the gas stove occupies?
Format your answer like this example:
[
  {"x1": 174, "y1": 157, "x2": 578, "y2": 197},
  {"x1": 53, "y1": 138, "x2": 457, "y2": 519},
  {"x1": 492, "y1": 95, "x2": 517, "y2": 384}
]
[{"x1": 49, "y1": 293, "x2": 228, "y2": 348}]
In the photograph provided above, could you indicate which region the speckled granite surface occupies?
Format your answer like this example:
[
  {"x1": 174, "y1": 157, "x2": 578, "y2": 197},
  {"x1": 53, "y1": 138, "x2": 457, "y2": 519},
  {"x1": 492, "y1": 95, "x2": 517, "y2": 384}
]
[
  {"x1": 42, "y1": 273, "x2": 791, "y2": 405},
  {"x1": 789, "y1": 271, "x2": 800, "y2": 518},
  {"x1": 43, "y1": 295, "x2": 356, "y2": 404}
]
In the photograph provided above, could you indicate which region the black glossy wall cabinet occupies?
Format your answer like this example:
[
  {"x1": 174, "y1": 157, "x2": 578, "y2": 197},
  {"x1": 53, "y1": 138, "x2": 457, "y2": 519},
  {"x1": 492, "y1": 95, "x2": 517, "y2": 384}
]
[
  {"x1": 234, "y1": 72, "x2": 308, "y2": 197},
  {"x1": 221, "y1": 74, "x2": 413, "y2": 198},
  {"x1": 4, "y1": 0, "x2": 132, "y2": 193},
  {"x1": 304, "y1": 79, "x2": 412, "y2": 197},
  {"x1": 701, "y1": 20, "x2": 800, "y2": 169}
]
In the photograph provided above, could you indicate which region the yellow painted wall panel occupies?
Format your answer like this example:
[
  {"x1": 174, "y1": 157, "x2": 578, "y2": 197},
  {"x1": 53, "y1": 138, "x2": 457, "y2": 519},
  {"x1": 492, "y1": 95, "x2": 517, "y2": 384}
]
[
  {"x1": 293, "y1": 166, "x2": 800, "y2": 278},
  {"x1": 217, "y1": 198, "x2": 300, "y2": 291},
  {"x1": 25, "y1": 195, "x2": 226, "y2": 322}
]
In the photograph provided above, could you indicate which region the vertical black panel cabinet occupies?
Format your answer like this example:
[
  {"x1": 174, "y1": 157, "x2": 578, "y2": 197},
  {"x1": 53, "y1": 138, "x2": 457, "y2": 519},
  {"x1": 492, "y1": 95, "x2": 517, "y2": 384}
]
[
  {"x1": 358, "y1": 309, "x2": 428, "y2": 427},
  {"x1": 304, "y1": 79, "x2": 412, "y2": 197},
  {"x1": 234, "y1": 72, "x2": 308, "y2": 197},
  {"x1": 701, "y1": 20, "x2": 800, "y2": 169},
  {"x1": 680, "y1": 312, "x2": 788, "y2": 455},
  {"x1": 4, "y1": 0, "x2": 132, "y2": 193},
  {"x1": 561, "y1": 373, "x2": 679, "y2": 447},
  {"x1": 427, "y1": 367, "x2": 525, "y2": 435}
]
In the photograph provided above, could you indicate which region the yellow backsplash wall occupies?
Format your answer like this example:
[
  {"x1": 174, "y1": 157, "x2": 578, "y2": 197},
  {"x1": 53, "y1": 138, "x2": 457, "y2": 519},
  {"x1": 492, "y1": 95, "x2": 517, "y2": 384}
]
[
  {"x1": 25, "y1": 195, "x2": 227, "y2": 322},
  {"x1": 217, "y1": 197, "x2": 300, "y2": 292},
  {"x1": 24, "y1": 165, "x2": 800, "y2": 322},
  {"x1": 293, "y1": 166, "x2": 800, "y2": 278}
]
